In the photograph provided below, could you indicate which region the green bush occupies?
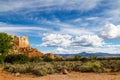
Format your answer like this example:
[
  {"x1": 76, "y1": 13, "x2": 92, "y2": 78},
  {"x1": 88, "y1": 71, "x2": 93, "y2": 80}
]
[
  {"x1": 0, "y1": 32, "x2": 13, "y2": 55},
  {"x1": 101, "y1": 60, "x2": 120, "y2": 72},
  {"x1": 80, "y1": 61, "x2": 103, "y2": 72},
  {"x1": 33, "y1": 68, "x2": 47, "y2": 76},
  {"x1": 47, "y1": 67, "x2": 55, "y2": 74},
  {"x1": 0, "y1": 55, "x2": 6, "y2": 64},
  {"x1": 31, "y1": 62, "x2": 54, "y2": 76},
  {"x1": 5, "y1": 54, "x2": 29, "y2": 64},
  {"x1": 4, "y1": 64, "x2": 28, "y2": 73},
  {"x1": 43, "y1": 56, "x2": 53, "y2": 62},
  {"x1": 74, "y1": 54, "x2": 81, "y2": 61},
  {"x1": 29, "y1": 56, "x2": 43, "y2": 62}
]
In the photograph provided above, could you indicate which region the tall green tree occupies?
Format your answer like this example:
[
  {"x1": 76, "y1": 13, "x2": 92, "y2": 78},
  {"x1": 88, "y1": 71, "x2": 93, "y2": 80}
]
[{"x1": 0, "y1": 32, "x2": 13, "y2": 55}]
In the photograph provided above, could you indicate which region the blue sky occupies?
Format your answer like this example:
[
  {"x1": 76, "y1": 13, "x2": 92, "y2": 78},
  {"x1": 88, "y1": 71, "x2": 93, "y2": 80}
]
[{"x1": 0, "y1": 0, "x2": 120, "y2": 54}]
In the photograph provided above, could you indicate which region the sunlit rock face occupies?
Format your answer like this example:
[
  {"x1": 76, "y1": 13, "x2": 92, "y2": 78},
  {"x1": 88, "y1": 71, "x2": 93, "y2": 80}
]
[
  {"x1": 8, "y1": 34, "x2": 44, "y2": 57},
  {"x1": 8, "y1": 34, "x2": 62, "y2": 58},
  {"x1": 11, "y1": 35, "x2": 30, "y2": 48}
]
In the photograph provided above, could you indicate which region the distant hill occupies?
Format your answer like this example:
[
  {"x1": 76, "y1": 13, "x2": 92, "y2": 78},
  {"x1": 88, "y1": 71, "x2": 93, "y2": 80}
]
[{"x1": 56, "y1": 52, "x2": 120, "y2": 58}]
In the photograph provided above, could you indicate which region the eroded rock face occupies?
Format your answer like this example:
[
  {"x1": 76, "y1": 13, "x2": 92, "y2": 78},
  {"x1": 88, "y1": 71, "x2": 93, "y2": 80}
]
[
  {"x1": 11, "y1": 35, "x2": 30, "y2": 48},
  {"x1": 9, "y1": 34, "x2": 62, "y2": 58},
  {"x1": 9, "y1": 35, "x2": 43, "y2": 57}
]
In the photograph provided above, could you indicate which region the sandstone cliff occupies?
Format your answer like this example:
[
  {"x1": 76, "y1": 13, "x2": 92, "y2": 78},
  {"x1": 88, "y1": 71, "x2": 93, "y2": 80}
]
[
  {"x1": 10, "y1": 35, "x2": 30, "y2": 48},
  {"x1": 9, "y1": 34, "x2": 62, "y2": 59},
  {"x1": 9, "y1": 35, "x2": 43, "y2": 57}
]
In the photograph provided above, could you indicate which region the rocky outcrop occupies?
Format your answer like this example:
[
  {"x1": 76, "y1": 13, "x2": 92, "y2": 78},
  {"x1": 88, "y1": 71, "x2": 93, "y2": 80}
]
[
  {"x1": 9, "y1": 34, "x2": 62, "y2": 58},
  {"x1": 13, "y1": 47, "x2": 44, "y2": 57},
  {"x1": 11, "y1": 35, "x2": 30, "y2": 48},
  {"x1": 9, "y1": 35, "x2": 43, "y2": 57}
]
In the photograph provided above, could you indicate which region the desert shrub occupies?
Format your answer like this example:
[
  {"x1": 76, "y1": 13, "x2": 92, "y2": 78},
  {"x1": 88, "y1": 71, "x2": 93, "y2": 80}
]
[
  {"x1": 101, "y1": 60, "x2": 120, "y2": 72},
  {"x1": 47, "y1": 67, "x2": 55, "y2": 74},
  {"x1": 4, "y1": 64, "x2": 15, "y2": 72},
  {"x1": 5, "y1": 54, "x2": 29, "y2": 64},
  {"x1": 0, "y1": 55, "x2": 6, "y2": 64},
  {"x1": 43, "y1": 56, "x2": 53, "y2": 62},
  {"x1": 113, "y1": 60, "x2": 120, "y2": 72},
  {"x1": 64, "y1": 58, "x2": 74, "y2": 61},
  {"x1": 4, "y1": 63, "x2": 34, "y2": 73},
  {"x1": 29, "y1": 56, "x2": 43, "y2": 62},
  {"x1": 52, "y1": 62, "x2": 68, "y2": 72},
  {"x1": 4, "y1": 63, "x2": 28, "y2": 73},
  {"x1": 33, "y1": 67, "x2": 48, "y2": 76},
  {"x1": 80, "y1": 61, "x2": 103, "y2": 72},
  {"x1": 87, "y1": 56, "x2": 97, "y2": 61},
  {"x1": 31, "y1": 62, "x2": 54, "y2": 76},
  {"x1": 52, "y1": 61, "x2": 82, "y2": 72},
  {"x1": 54, "y1": 65, "x2": 67, "y2": 72},
  {"x1": 0, "y1": 32, "x2": 13, "y2": 55},
  {"x1": 54, "y1": 58, "x2": 64, "y2": 61},
  {"x1": 73, "y1": 64, "x2": 82, "y2": 71},
  {"x1": 80, "y1": 57, "x2": 89, "y2": 62},
  {"x1": 103, "y1": 68, "x2": 112, "y2": 72},
  {"x1": 4, "y1": 60, "x2": 120, "y2": 76},
  {"x1": 73, "y1": 54, "x2": 81, "y2": 61}
]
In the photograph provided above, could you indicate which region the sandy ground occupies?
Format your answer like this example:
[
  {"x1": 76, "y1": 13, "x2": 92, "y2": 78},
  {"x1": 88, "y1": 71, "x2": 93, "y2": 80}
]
[{"x1": 0, "y1": 67, "x2": 120, "y2": 80}]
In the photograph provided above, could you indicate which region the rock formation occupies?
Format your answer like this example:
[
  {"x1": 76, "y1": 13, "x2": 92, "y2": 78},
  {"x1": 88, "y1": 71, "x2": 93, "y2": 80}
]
[
  {"x1": 9, "y1": 35, "x2": 43, "y2": 57},
  {"x1": 9, "y1": 34, "x2": 62, "y2": 59},
  {"x1": 11, "y1": 35, "x2": 30, "y2": 48}
]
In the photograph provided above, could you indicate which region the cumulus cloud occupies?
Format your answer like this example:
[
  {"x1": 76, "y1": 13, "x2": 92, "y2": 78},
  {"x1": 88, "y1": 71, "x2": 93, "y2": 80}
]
[
  {"x1": 0, "y1": 0, "x2": 101, "y2": 12},
  {"x1": 73, "y1": 35, "x2": 104, "y2": 47},
  {"x1": 41, "y1": 34, "x2": 72, "y2": 47},
  {"x1": 100, "y1": 23, "x2": 120, "y2": 39},
  {"x1": 41, "y1": 33, "x2": 104, "y2": 47}
]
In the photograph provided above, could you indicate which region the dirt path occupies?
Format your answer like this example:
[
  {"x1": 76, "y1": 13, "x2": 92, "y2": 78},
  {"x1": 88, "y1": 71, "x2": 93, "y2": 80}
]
[{"x1": 1, "y1": 67, "x2": 120, "y2": 80}]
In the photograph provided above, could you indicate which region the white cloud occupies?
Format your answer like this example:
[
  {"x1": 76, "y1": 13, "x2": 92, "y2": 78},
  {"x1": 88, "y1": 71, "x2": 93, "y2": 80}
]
[
  {"x1": 100, "y1": 23, "x2": 120, "y2": 39},
  {"x1": 55, "y1": 47, "x2": 80, "y2": 54},
  {"x1": 56, "y1": 47, "x2": 67, "y2": 54},
  {"x1": 41, "y1": 34, "x2": 72, "y2": 47},
  {"x1": 0, "y1": 0, "x2": 101, "y2": 12},
  {"x1": 100, "y1": 0, "x2": 120, "y2": 23},
  {"x1": 39, "y1": 19, "x2": 93, "y2": 36},
  {"x1": 0, "y1": 22, "x2": 50, "y2": 36},
  {"x1": 73, "y1": 35, "x2": 104, "y2": 47},
  {"x1": 85, "y1": 17, "x2": 99, "y2": 21},
  {"x1": 55, "y1": 44, "x2": 120, "y2": 54},
  {"x1": 41, "y1": 33, "x2": 104, "y2": 47}
]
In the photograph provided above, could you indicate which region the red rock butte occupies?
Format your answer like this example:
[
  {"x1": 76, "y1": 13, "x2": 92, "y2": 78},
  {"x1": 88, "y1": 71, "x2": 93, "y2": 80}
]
[
  {"x1": 10, "y1": 35, "x2": 30, "y2": 48},
  {"x1": 8, "y1": 34, "x2": 62, "y2": 59},
  {"x1": 8, "y1": 34, "x2": 43, "y2": 57}
]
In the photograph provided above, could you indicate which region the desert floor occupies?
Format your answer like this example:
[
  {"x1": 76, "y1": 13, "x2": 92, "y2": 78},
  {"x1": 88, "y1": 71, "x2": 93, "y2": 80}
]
[{"x1": 0, "y1": 67, "x2": 120, "y2": 80}]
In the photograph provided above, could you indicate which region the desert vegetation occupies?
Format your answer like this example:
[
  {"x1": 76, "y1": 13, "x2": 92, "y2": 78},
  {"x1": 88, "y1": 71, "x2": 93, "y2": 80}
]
[
  {"x1": 0, "y1": 33, "x2": 13, "y2": 55},
  {"x1": 0, "y1": 54, "x2": 120, "y2": 76}
]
